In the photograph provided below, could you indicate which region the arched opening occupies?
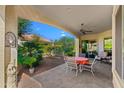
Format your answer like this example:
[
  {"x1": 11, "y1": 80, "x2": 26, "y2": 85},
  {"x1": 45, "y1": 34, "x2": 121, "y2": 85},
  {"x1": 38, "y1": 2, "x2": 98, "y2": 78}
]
[{"x1": 17, "y1": 18, "x2": 77, "y2": 86}]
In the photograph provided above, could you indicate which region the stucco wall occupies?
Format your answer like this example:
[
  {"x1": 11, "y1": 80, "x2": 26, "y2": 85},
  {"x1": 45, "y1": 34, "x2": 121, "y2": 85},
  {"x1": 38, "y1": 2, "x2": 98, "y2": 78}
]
[
  {"x1": 81, "y1": 29, "x2": 112, "y2": 41},
  {"x1": 112, "y1": 5, "x2": 124, "y2": 88},
  {"x1": 0, "y1": 5, "x2": 5, "y2": 88},
  {"x1": 0, "y1": 6, "x2": 5, "y2": 21}
]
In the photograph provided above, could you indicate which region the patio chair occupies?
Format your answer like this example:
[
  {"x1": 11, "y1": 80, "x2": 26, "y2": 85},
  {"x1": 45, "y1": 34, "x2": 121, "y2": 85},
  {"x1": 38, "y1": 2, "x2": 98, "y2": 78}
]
[
  {"x1": 99, "y1": 51, "x2": 112, "y2": 63},
  {"x1": 99, "y1": 51, "x2": 107, "y2": 58},
  {"x1": 81, "y1": 56, "x2": 98, "y2": 77},
  {"x1": 64, "y1": 56, "x2": 79, "y2": 76}
]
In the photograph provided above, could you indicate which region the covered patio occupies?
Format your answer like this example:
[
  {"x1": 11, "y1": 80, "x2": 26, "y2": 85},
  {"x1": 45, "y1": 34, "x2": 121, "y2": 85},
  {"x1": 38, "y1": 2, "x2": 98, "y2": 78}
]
[
  {"x1": 7, "y1": 6, "x2": 113, "y2": 88},
  {"x1": 0, "y1": 5, "x2": 124, "y2": 88}
]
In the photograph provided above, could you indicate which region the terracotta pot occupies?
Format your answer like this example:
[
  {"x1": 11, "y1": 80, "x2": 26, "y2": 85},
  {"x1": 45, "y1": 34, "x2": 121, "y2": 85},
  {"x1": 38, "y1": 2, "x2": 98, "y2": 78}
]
[{"x1": 29, "y1": 68, "x2": 34, "y2": 74}]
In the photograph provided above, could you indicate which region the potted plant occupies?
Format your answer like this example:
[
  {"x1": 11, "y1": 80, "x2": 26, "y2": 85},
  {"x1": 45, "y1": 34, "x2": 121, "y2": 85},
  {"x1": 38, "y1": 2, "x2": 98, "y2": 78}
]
[{"x1": 23, "y1": 56, "x2": 36, "y2": 74}]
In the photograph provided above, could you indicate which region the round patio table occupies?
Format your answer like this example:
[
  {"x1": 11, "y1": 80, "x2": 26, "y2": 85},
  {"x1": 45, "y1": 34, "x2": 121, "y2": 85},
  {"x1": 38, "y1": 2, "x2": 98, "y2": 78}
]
[
  {"x1": 75, "y1": 57, "x2": 89, "y2": 72},
  {"x1": 75, "y1": 57, "x2": 89, "y2": 65}
]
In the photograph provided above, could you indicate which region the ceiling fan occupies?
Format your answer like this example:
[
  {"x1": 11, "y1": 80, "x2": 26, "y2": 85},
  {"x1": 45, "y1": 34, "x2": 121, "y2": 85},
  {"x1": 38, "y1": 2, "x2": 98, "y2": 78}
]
[{"x1": 80, "y1": 23, "x2": 93, "y2": 34}]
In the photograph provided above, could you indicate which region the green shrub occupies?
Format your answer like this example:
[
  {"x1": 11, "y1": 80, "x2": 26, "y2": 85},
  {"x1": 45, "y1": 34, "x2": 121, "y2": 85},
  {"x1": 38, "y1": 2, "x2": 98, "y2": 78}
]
[
  {"x1": 23, "y1": 56, "x2": 36, "y2": 68},
  {"x1": 18, "y1": 40, "x2": 43, "y2": 68}
]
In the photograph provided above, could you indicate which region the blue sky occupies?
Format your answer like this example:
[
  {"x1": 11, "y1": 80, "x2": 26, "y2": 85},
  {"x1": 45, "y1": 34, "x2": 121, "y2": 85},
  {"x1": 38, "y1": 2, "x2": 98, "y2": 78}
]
[{"x1": 24, "y1": 21, "x2": 75, "y2": 41}]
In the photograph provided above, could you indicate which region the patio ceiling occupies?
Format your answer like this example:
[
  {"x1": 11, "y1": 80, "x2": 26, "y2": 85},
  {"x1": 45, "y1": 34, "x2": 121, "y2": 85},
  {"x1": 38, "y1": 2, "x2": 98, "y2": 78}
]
[{"x1": 33, "y1": 5, "x2": 113, "y2": 35}]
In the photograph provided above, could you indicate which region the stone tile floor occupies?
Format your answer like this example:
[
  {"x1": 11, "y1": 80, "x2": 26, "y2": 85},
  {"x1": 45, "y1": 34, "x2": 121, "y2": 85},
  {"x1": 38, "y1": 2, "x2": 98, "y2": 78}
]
[{"x1": 33, "y1": 61, "x2": 113, "y2": 88}]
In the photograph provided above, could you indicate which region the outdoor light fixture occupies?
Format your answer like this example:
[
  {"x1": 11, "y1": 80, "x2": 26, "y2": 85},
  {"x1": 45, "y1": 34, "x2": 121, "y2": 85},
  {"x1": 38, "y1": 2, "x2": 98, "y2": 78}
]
[{"x1": 5, "y1": 32, "x2": 17, "y2": 48}]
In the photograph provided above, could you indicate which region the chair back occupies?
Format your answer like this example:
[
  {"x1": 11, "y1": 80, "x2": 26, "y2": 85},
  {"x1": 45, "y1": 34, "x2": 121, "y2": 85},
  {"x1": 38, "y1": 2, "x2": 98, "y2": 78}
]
[
  {"x1": 64, "y1": 56, "x2": 75, "y2": 62},
  {"x1": 64, "y1": 56, "x2": 67, "y2": 62},
  {"x1": 64, "y1": 56, "x2": 78, "y2": 76},
  {"x1": 91, "y1": 56, "x2": 98, "y2": 68},
  {"x1": 64, "y1": 56, "x2": 77, "y2": 68}
]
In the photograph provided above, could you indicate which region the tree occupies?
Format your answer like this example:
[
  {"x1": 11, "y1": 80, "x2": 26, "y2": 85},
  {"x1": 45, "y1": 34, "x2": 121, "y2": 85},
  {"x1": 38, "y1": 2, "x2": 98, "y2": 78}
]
[
  {"x1": 18, "y1": 39, "x2": 44, "y2": 68},
  {"x1": 18, "y1": 18, "x2": 32, "y2": 37},
  {"x1": 54, "y1": 36, "x2": 75, "y2": 56}
]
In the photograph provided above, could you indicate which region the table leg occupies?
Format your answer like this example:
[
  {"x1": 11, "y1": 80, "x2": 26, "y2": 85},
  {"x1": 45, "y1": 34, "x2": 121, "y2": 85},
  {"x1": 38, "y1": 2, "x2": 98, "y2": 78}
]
[{"x1": 79, "y1": 64, "x2": 83, "y2": 72}]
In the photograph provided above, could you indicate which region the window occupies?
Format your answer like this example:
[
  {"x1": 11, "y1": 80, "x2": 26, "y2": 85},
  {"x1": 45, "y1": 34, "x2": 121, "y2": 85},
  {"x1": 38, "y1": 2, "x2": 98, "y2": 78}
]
[
  {"x1": 81, "y1": 40, "x2": 97, "y2": 53},
  {"x1": 104, "y1": 38, "x2": 112, "y2": 51}
]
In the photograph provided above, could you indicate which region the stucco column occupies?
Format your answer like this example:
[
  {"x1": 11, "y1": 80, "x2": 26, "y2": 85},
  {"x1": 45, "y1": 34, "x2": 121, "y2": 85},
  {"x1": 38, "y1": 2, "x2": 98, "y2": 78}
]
[
  {"x1": 79, "y1": 37, "x2": 82, "y2": 56},
  {"x1": 97, "y1": 38, "x2": 104, "y2": 56},
  {"x1": 75, "y1": 38, "x2": 79, "y2": 57},
  {"x1": 6, "y1": 6, "x2": 18, "y2": 88}
]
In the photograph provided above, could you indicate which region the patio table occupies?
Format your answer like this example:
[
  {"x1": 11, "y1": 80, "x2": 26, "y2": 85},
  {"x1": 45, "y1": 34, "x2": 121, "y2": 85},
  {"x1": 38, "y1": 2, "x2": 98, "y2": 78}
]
[
  {"x1": 75, "y1": 57, "x2": 89, "y2": 64},
  {"x1": 75, "y1": 57, "x2": 89, "y2": 72}
]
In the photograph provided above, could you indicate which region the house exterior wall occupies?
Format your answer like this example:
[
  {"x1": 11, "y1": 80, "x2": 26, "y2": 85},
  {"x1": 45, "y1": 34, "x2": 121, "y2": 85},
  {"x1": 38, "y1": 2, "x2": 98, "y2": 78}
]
[
  {"x1": 0, "y1": 5, "x2": 5, "y2": 88},
  {"x1": 80, "y1": 29, "x2": 112, "y2": 55},
  {"x1": 81, "y1": 29, "x2": 112, "y2": 41}
]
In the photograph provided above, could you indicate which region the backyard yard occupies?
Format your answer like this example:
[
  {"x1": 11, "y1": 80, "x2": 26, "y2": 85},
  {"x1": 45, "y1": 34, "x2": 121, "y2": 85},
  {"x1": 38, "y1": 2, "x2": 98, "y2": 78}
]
[{"x1": 18, "y1": 56, "x2": 65, "y2": 81}]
